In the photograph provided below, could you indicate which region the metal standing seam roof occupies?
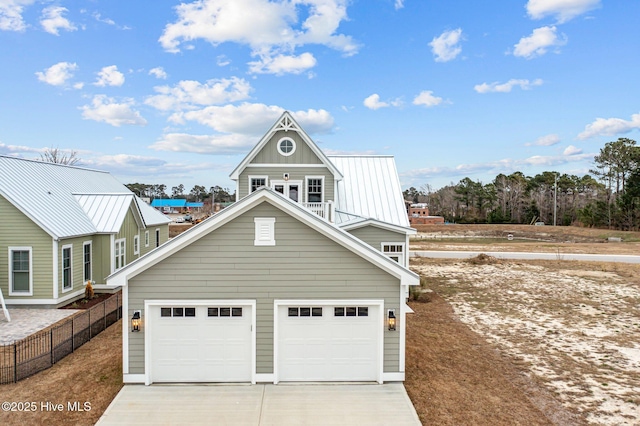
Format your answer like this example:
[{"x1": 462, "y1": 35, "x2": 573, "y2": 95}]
[
  {"x1": 0, "y1": 155, "x2": 170, "y2": 238},
  {"x1": 327, "y1": 155, "x2": 410, "y2": 228}
]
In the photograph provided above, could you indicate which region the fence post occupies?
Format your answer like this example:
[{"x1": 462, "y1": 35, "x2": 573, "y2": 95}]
[
  {"x1": 71, "y1": 317, "x2": 74, "y2": 353},
  {"x1": 13, "y1": 343, "x2": 17, "y2": 383},
  {"x1": 89, "y1": 308, "x2": 91, "y2": 340},
  {"x1": 104, "y1": 300, "x2": 107, "y2": 330},
  {"x1": 50, "y1": 329, "x2": 54, "y2": 365}
]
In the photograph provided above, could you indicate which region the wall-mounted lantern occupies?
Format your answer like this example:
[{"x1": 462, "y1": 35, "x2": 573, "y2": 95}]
[
  {"x1": 131, "y1": 311, "x2": 141, "y2": 332},
  {"x1": 387, "y1": 309, "x2": 396, "y2": 331},
  {"x1": 283, "y1": 173, "x2": 290, "y2": 181}
]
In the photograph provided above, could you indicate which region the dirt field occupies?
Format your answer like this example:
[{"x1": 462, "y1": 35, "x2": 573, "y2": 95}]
[{"x1": 412, "y1": 256, "x2": 640, "y2": 425}]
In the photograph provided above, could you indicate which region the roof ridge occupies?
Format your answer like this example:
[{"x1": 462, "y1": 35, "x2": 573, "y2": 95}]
[{"x1": 0, "y1": 154, "x2": 108, "y2": 173}]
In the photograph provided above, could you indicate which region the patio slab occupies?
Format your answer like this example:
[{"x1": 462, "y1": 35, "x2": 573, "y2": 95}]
[{"x1": 0, "y1": 308, "x2": 79, "y2": 344}]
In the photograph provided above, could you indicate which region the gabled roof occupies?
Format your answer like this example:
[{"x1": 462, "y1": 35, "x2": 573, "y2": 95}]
[
  {"x1": 328, "y1": 155, "x2": 411, "y2": 228},
  {"x1": 107, "y1": 187, "x2": 419, "y2": 288},
  {"x1": 75, "y1": 194, "x2": 138, "y2": 233},
  {"x1": 229, "y1": 111, "x2": 343, "y2": 181},
  {"x1": 0, "y1": 155, "x2": 170, "y2": 239}
]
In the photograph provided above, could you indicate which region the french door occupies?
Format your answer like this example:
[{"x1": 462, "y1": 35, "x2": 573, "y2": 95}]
[{"x1": 271, "y1": 180, "x2": 302, "y2": 202}]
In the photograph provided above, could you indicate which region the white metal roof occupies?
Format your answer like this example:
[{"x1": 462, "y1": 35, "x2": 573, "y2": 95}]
[
  {"x1": 75, "y1": 194, "x2": 134, "y2": 233},
  {"x1": 328, "y1": 155, "x2": 410, "y2": 228},
  {"x1": 0, "y1": 155, "x2": 169, "y2": 238}
]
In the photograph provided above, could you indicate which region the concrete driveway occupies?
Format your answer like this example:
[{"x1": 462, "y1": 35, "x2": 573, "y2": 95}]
[{"x1": 96, "y1": 383, "x2": 421, "y2": 425}]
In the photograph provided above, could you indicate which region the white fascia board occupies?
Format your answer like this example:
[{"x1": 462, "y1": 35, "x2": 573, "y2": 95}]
[{"x1": 339, "y1": 219, "x2": 417, "y2": 235}]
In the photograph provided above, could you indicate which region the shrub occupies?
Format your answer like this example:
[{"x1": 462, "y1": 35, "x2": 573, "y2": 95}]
[{"x1": 85, "y1": 280, "x2": 94, "y2": 300}]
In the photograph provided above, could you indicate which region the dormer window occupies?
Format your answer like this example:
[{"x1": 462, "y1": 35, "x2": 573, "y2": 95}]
[{"x1": 277, "y1": 137, "x2": 296, "y2": 156}]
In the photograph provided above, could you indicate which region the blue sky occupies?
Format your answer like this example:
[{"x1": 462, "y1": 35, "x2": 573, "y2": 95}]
[{"x1": 1, "y1": 0, "x2": 639, "y2": 193}]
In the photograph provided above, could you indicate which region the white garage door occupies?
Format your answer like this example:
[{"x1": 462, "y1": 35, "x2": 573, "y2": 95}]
[
  {"x1": 149, "y1": 304, "x2": 252, "y2": 383},
  {"x1": 277, "y1": 303, "x2": 381, "y2": 382}
]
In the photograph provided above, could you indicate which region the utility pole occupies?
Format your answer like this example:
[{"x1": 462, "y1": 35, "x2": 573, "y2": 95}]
[{"x1": 553, "y1": 173, "x2": 558, "y2": 226}]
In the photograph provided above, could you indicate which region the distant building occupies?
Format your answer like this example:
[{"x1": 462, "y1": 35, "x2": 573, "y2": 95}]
[
  {"x1": 150, "y1": 199, "x2": 204, "y2": 214},
  {"x1": 408, "y1": 203, "x2": 445, "y2": 225}
]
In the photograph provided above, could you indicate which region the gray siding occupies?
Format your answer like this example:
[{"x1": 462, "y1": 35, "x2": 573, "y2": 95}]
[
  {"x1": 238, "y1": 167, "x2": 335, "y2": 201},
  {"x1": 346, "y1": 225, "x2": 406, "y2": 251},
  {"x1": 251, "y1": 130, "x2": 322, "y2": 165},
  {"x1": 127, "y1": 201, "x2": 401, "y2": 375}
]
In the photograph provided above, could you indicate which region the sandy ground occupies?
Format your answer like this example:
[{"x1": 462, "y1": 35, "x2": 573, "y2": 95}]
[{"x1": 412, "y1": 257, "x2": 640, "y2": 426}]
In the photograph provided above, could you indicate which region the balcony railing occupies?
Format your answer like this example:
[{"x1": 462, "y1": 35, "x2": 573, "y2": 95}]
[{"x1": 300, "y1": 201, "x2": 334, "y2": 222}]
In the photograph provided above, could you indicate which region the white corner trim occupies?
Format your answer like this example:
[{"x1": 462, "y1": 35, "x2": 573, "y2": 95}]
[
  {"x1": 255, "y1": 373, "x2": 275, "y2": 383},
  {"x1": 52, "y1": 240, "x2": 58, "y2": 299},
  {"x1": 254, "y1": 217, "x2": 276, "y2": 246},
  {"x1": 123, "y1": 374, "x2": 145, "y2": 384},
  {"x1": 122, "y1": 284, "x2": 129, "y2": 375},
  {"x1": 382, "y1": 372, "x2": 405, "y2": 382}
]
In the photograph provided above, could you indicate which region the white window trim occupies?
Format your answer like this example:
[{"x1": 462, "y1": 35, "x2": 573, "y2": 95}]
[
  {"x1": 8, "y1": 246, "x2": 33, "y2": 296},
  {"x1": 144, "y1": 230, "x2": 149, "y2": 247},
  {"x1": 304, "y1": 176, "x2": 325, "y2": 203},
  {"x1": 82, "y1": 241, "x2": 92, "y2": 284},
  {"x1": 381, "y1": 242, "x2": 405, "y2": 266},
  {"x1": 270, "y1": 180, "x2": 303, "y2": 203},
  {"x1": 248, "y1": 175, "x2": 268, "y2": 195},
  {"x1": 277, "y1": 137, "x2": 296, "y2": 156},
  {"x1": 115, "y1": 238, "x2": 126, "y2": 271},
  {"x1": 61, "y1": 244, "x2": 73, "y2": 293},
  {"x1": 155, "y1": 228, "x2": 160, "y2": 248},
  {"x1": 254, "y1": 217, "x2": 276, "y2": 246},
  {"x1": 133, "y1": 234, "x2": 140, "y2": 256}
]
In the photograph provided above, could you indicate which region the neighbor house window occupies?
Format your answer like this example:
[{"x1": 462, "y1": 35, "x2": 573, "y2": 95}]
[
  {"x1": 115, "y1": 239, "x2": 125, "y2": 270},
  {"x1": 62, "y1": 245, "x2": 73, "y2": 291},
  {"x1": 382, "y1": 243, "x2": 404, "y2": 265},
  {"x1": 306, "y1": 177, "x2": 323, "y2": 203},
  {"x1": 9, "y1": 247, "x2": 32, "y2": 295},
  {"x1": 133, "y1": 235, "x2": 140, "y2": 255},
  {"x1": 144, "y1": 230, "x2": 149, "y2": 247},
  {"x1": 249, "y1": 176, "x2": 267, "y2": 193},
  {"x1": 83, "y1": 241, "x2": 92, "y2": 282},
  {"x1": 155, "y1": 229, "x2": 160, "y2": 248}
]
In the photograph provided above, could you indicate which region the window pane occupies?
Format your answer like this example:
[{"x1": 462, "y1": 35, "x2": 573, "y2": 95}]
[
  {"x1": 346, "y1": 307, "x2": 357, "y2": 317},
  {"x1": 13, "y1": 271, "x2": 29, "y2": 292},
  {"x1": 334, "y1": 307, "x2": 344, "y2": 317},
  {"x1": 312, "y1": 307, "x2": 323, "y2": 317},
  {"x1": 220, "y1": 307, "x2": 231, "y2": 317},
  {"x1": 358, "y1": 307, "x2": 368, "y2": 317},
  {"x1": 208, "y1": 307, "x2": 219, "y2": 317},
  {"x1": 161, "y1": 308, "x2": 172, "y2": 317},
  {"x1": 232, "y1": 307, "x2": 243, "y2": 317},
  {"x1": 185, "y1": 307, "x2": 196, "y2": 317},
  {"x1": 173, "y1": 307, "x2": 184, "y2": 317},
  {"x1": 288, "y1": 307, "x2": 299, "y2": 317},
  {"x1": 300, "y1": 307, "x2": 311, "y2": 317}
]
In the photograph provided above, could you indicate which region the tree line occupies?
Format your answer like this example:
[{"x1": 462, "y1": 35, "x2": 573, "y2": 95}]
[
  {"x1": 125, "y1": 183, "x2": 236, "y2": 203},
  {"x1": 404, "y1": 138, "x2": 640, "y2": 230}
]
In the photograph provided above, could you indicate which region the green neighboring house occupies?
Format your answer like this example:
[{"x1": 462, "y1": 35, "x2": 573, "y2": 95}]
[
  {"x1": 0, "y1": 156, "x2": 171, "y2": 307},
  {"x1": 108, "y1": 112, "x2": 419, "y2": 385}
]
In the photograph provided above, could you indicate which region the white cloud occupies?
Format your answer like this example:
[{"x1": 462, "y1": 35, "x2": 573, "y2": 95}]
[
  {"x1": 92, "y1": 12, "x2": 115, "y2": 26},
  {"x1": 150, "y1": 133, "x2": 256, "y2": 155},
  {"x1": 412, "y1": 91, "x2": 443, "y2": 107},
  {"x1": 40, "y1": 6, "x2": 76, "y2": 35},
  {"x1": 94, "y1": 65, "x2": 125, "y2": 87},
  {"x1": 474, "y1": 78, "x2": 543, "y2": 94},
  {"x1": 35, "y1": 61, "x2": 78, "y2": 86},
  {"x1": 149, "y1": 67, "x2": 168, "y2": 79},
  {"x1": 217, "y1": 55, "x2": 231, "y2": 66},
  {"x1": 158, "y1": 0, "x2": 358, "y2": 74},
  {"x1": 429, "y1": 28, "x2": 463, "y2": 62},
  {"x1": 80, "y1": 95, "x2": 147, "y2": 127},
  {"x1": 0, "y1": 0, "x2": 35, "y2": 32},
  {"x1": 73, "y1": 82, "x2": 84, "y2": 90},
  {"x1": 577, "y1": 113, "x2": 640, "y2": 140},
  {"x1": 563, "y1": 145, "x2": 583, "y2": 155},
  {"x1": 513, "y1": 26, "x2": 567, "y2": 59},
  {"x1": 526, "y1": 0, "x2": 600, "y2": 23},
  {"x1": 394, "y1": 0, "x2": 404, "y2": 10},
  {"x1": 248, "y1": 52, "x2": 317, "y2": 75},
  {"x1": 363, "y1": 94, "x2": 388, "y2": 110},
  {"x1": 145, "y1": 77, "x2": 252, "y2": 111},
  {"x1": 526, "y1": 134, "x2": 560, "y2": 146}
]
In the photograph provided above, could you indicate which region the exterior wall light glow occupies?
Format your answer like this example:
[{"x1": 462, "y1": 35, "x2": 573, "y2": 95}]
[
  {"x1": 131, "y1": 311, "x2": 141, "y2": 332},
  {"x1": 283, "y1": 173, "x2": 289, "y2": 181},
  {"x1": 387, "y1": 309, "x2": 396, "y2": 331}
]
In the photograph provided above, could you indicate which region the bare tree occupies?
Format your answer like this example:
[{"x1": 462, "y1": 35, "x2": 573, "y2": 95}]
[{"x1": 40, "y1": 147, "x2": 80, "y2": 165}]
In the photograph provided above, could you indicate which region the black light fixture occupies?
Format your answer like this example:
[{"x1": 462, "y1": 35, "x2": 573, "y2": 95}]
[
  {"x1": 131, "y1": 311, "x2": 141, "y2": 332},
  {"x1": 387, "y1": 310, "x2": 396, "y2": 331},
  {"x1": 283, "y1": 173, "x2": 290, "y2": 181}
]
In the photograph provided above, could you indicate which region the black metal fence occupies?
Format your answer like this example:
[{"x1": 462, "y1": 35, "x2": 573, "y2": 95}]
[{"x1": 0, "y1": 292, "x2": 122, "y2": 385}]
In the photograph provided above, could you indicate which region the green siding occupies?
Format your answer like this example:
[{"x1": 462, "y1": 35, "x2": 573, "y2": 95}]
[
  {"x1": 127, "y1": 201, "x2": 401, "y2": 375},
  {"x1": 251, "y1": 130, "x2": 322, "y2": 165},
  {"x1": 239, "y1": 167, "x2": 334, "y2": 201},
  {"x1": 116, "y1": 207, "x2": 140, "y2": 266},
  {"x1": 346, "y1": 226, "x2": 406, "y2": 251},
  {"x1": 0, "y1": 195, "x2": 53, "y2": 299},
  {"x1": 58, "y1": 236, "x2": 92, "y2": 295},
  {"x1": 93, "y1": 234, "x2": 112, "y2": 284}
]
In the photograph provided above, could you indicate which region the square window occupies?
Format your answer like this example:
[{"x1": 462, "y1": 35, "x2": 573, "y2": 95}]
[
  {"x1": 358, "y1": 307, "x2": 369, "y2": 317},
  {"x1": 288, "y1": 307, "x2": 299, "y2": 317},
  {"x1": 161, "y1": 308, "x2": 171, "y2": 317},
  {"x1": 300, "y1": 307, "x2": 311, "y2": 317},
  {"x1": 173, "y1": 307, "x2": 184, "y2": 317},
  {"x1": 208, "y1": 307, "x2": 219, "y2": 317},
  {"x1": 185, "y1": 307, "x2": 196, "y2": 317},
  {"x1": 220, "y1": 307, "x2": 231, "y2": 317},
  {"x1": 232, "y1": 307, "x2": 243, "y2": 317},
  {"x1": 346, "y1": 307, "x2": 357, "y2": 317},
  {"x1": 334, "y1": 307, "x2": 345, "y2": 317},
  {"x1": 312, "y1": 307, "x2": 323, "y2": 317}
]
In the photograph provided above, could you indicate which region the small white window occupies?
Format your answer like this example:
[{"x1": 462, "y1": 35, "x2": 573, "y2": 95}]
[
  {"x1": 254, "y1": 217, "x2": 276, "y2": 246},
  {"x1": 249, "y1": 176, "x2": 268, "y2": 194},
  {"x1": 115, "y1": 238, "x2": 126, "y2": 270},
  {"x1": 144, "y1": 230, "x2": 149, "y2": 247},
  {"x1": 9, "y1": 247, "x2": 32, "y2": 296},
  {"x1": 382, "y1": 243, "x2": 404, "y2": 265},
  {"x1": 62, "y1": 245, "x2": 73, "y2": 291},
  {"x1": 277, "y1": 137, "x2": 296, "y2": 156},
  {"x1": 133, "y1": 235, "x2": 140, "y2": 255},
  {"x1": 155, "y1": 228, "x2": 160, "y2": 248},
  {"x1": 83, "y1": 241, "x2": 92, "y2": 282}
]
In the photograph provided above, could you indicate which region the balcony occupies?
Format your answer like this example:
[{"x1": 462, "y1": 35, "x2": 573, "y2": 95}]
[{"x1": 300, "y1": 201, "x2": 335, "y2": 222}]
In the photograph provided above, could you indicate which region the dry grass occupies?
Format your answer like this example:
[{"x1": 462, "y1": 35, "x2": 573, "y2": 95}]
[
  {"x1": 412, "y1": 256, "x2": 640, "y2": 425},
  {"x1": 0, "y1": 321, "x2": 123, "y2": 426}
]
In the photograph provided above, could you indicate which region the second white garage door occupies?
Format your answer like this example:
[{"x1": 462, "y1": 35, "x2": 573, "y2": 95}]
[
  {"x1": 276, "y1": 301, "x2": 382, "y2": 383},
  {"x1": 148, "y1": 303, "x2": 253, "y2": 384}
]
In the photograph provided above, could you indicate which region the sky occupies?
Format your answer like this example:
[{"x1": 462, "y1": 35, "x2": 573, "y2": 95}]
[{"x1": 1, "y1": 0, "x2": 639, "y2": 194}]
